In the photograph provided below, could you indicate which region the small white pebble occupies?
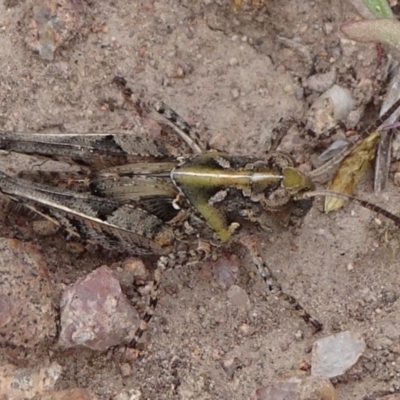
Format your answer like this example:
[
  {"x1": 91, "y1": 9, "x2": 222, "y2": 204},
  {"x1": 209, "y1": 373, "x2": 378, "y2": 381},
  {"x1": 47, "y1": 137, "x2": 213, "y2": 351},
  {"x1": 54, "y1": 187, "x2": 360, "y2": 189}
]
[
  {"x1": 324, "y1": 23, "x2": 334, "y2": 35},
  {"x1": 299, "y1": 24, "x2": 309, "y2": 34},
  {"x1": 347, "y1": 263, "x2": 354, "y2": 271},
  {"x1": 294, "y1": 330, "x2": 304, "y2": 341},
  {"x1": 374, "y1": 218, "x2": 382, "y2": 226},
  {"x1": 239, "y1": 323, "x2": 251, "y2": 335},
  {"x1": 283, "y1": 84, "x2": 294, "y2": 95},
  {"x1": 229, "y1": 57, "x2": 238, "y2": 66},
  {"x1": 394, "y1": 172, "x2": 400, "y2": 186},
  {"x1": 231, "y1": 88, "x2": 240, "y2": 99}
]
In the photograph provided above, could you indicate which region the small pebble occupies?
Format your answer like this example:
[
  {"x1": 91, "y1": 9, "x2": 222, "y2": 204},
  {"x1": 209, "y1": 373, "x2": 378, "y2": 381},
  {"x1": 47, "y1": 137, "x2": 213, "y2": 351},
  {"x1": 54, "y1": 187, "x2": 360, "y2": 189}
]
[
  {"x1": 295, "y1": 88, "x2": 304, "y2": 100},
  {"x1": 382, "y1": 290, "x2": 397, "y2": 304},
  {"x1": 226, "y1": 285, "x2": 250, "y2": 309},
  {"x1": 306, "y1": 85, "x2": 355, "y2": 135},
  {"x1": 347, "y1": 263, "x2": 354, "y2": 271},
  {"x1": 306, "y1": 69, "x2": 336, "y2": 93},
  {"x1": 221, "y1": 357, "x2": 243, "y2": 379},
  {"x1": 294, "y1": 330, "x2": 304, "y2": 341},
  {"x1": 283, "y1": 84, "x2": 294, "y2": 95},
  {"x1": 239, "y1": 323, "x2": 251, "y2": 336},
  {"x1": 231, "y1": 88, "x2": 240, "y2": 99},
  {"x1": 229, "y1": 57, "x2": 239, "y2": 66},
  {"x1": 394, "y1": 172, "x2": 400, "y2": 186},
  {"x1": 311, "y1": 331, "x2": 366, "y2": 378}
]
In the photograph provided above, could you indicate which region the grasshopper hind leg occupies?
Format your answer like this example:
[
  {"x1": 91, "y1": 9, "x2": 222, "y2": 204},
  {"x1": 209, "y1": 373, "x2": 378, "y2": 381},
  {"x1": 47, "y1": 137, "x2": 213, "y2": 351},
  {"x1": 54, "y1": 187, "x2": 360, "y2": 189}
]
[
  {"x1": 127, "y1": 234, "x2": 323, "y2": 350},
  {"x1": 240, "y1": 235, "x2": 322, "y2": 333},
  {"x1": 128, "y1": 255, "x2": 168, "y2": 349},
  {"x1": 127, "y1": 248, "x2": 208, "y2": 349},
  {"x1": 153, "y1": 101, "x2": 206, "y2": 154}
]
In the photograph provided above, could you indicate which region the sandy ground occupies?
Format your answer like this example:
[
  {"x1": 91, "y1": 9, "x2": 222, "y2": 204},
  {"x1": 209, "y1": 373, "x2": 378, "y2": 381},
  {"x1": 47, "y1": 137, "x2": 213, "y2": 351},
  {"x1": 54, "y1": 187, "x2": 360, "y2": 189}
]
[{"x1": 1, "y1": 1, "x2": 400, "y2": 399}]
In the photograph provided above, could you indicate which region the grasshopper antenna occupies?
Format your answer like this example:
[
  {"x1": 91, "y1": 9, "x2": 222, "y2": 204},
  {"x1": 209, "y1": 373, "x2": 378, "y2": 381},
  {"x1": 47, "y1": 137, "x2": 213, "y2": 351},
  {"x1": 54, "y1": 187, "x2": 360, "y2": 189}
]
[{"x1": 300, "y1": 190, "x2": 400, "y2": 226}]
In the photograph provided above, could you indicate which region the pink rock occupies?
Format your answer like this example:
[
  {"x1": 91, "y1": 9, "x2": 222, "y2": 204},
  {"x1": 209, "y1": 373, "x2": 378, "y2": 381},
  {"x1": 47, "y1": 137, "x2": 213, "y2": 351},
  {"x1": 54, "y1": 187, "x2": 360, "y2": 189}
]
[{"x1": 59, "y1": 265, "x2": 140, "y2": 351}]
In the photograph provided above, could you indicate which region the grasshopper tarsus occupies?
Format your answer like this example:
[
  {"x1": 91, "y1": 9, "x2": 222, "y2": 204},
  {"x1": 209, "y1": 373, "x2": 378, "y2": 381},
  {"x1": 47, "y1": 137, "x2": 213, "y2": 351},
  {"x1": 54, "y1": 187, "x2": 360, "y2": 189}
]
[
  {"x1": 292, "y1": 298, "x2": 323, "y2": 333},
  {"x1": 273, "y1": 286, "x2": 323, "y2": 333}
]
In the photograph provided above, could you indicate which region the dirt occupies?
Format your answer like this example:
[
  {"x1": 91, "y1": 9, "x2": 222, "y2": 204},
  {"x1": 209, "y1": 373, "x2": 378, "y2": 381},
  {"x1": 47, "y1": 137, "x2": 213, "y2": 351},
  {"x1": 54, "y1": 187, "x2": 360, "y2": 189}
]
[{"x1": 1, "y1": 0, "x2": 400, "y2": 399}]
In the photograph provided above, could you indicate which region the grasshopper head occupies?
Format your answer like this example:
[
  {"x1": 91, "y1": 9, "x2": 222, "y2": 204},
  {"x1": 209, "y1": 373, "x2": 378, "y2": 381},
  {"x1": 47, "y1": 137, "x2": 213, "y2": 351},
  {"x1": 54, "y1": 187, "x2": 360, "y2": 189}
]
[
  {"x1": 252, "y1": 155, "x2": 315, "y2": 231},
  {"x1": 282, "y1": 167, "x2": 315, "y2": 195}
]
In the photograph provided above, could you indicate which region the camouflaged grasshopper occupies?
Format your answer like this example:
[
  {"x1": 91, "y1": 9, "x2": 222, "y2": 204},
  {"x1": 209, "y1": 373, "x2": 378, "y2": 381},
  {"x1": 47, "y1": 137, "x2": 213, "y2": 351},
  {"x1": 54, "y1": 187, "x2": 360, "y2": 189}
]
[{"x1": 1, "y1": 97, "x2": 400, "y2": 348}]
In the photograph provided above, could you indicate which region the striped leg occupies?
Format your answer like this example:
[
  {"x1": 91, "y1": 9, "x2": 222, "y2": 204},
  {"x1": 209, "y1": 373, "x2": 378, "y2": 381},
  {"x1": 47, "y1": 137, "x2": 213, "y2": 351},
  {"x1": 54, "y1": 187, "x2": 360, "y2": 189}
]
[
  {"x1": 153, "y1": 101, "x2": 206, "y2": 154},
  {"x1": 128, "y1": 248, "x2": 208, "y2": 348},
  {"x1": 240, "y1": 235, "x2": 322, "y2": 332},
  {"x1": 128, "y1": 255, "x2": 169, "y2": 348}
]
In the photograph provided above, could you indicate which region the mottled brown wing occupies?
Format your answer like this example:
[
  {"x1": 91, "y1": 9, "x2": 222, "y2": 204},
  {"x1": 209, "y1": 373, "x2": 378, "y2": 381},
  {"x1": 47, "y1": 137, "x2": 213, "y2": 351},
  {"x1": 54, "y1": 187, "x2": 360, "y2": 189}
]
[
  {"x1": 0, "y1": 171, "x2": 175, "y2": 255},
  {"x1": 0, "y1": 132, "x2": 175, "y2": 168}
]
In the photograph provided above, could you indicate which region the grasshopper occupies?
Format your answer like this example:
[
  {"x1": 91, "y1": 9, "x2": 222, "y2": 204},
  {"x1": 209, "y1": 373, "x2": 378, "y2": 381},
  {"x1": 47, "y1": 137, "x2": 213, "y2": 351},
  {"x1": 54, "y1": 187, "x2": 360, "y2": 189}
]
[{"x1": 1, "y1": 95, "x2": 400, "y2": 349}]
